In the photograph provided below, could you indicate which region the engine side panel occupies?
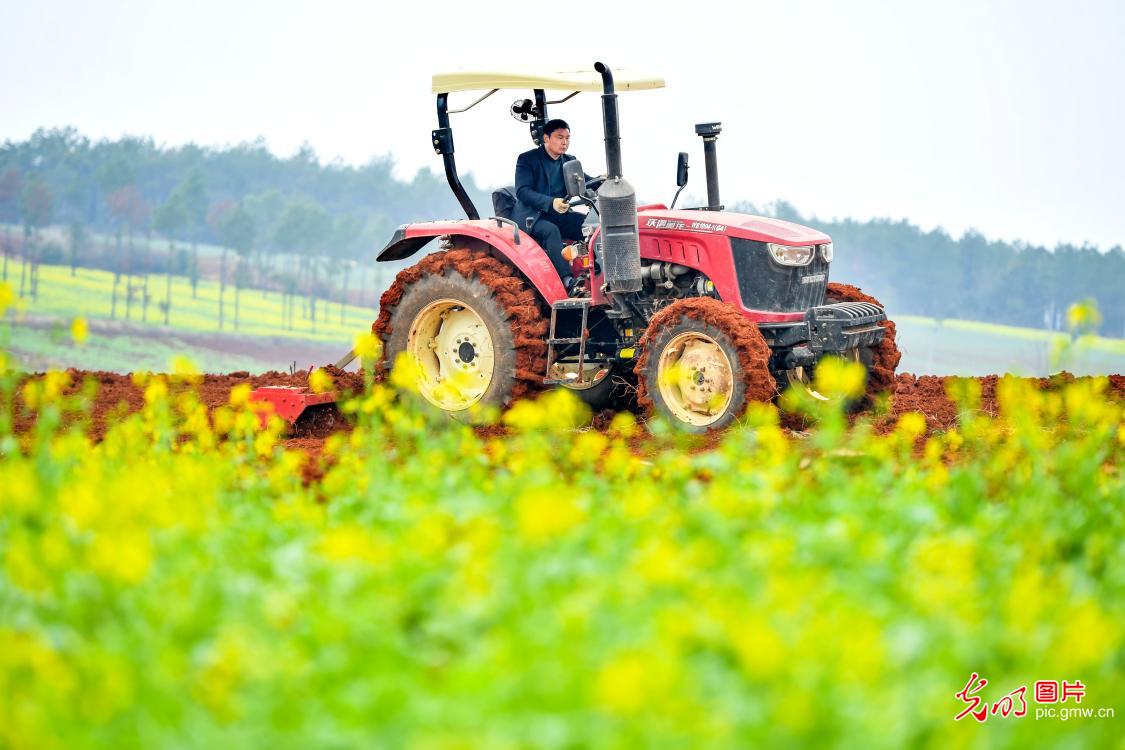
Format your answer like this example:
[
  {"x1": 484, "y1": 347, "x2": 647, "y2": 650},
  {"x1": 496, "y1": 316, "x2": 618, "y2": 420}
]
[{"x1": 628, "y1": 214, "x2": 809, "y2": 323}]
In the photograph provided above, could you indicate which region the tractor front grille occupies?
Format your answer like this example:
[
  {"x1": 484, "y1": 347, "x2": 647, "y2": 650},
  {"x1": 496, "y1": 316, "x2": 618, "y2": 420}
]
[{"x1": 730, "y1": 238, "x2": 829, "y2": 312}]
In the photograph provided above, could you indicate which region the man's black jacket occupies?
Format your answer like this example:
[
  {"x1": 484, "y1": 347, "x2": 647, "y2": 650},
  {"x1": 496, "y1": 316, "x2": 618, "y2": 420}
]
[{"x1": 512, "y1": 146, "x2": 592, "y2": 230}]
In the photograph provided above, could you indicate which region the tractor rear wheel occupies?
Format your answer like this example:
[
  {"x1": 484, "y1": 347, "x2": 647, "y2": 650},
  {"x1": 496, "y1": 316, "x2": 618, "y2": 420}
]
[
  {"x1": 825, "y1": 282, "x2": 901, "y2": 399},
  {"x1": 634, "y1": 298, "x2": 776, "y2": 433},
  {"x1": 373, "y1": 248, "x2": 548, "y2": 420}
]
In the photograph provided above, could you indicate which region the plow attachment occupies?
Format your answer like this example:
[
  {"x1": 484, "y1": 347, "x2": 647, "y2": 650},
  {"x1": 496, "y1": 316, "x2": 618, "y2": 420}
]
[
  {"x1": 247, "y1": 348, "x2": 358, "y2": 429},
  {"x1": 249, "y1": 386, "x2": 339, "y2": 429}
]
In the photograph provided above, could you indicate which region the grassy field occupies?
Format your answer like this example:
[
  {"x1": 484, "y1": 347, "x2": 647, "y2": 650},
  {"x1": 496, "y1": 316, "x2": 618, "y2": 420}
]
[
  {"x1": 5, "y1": 317, "x2": 344, "y2": 374},
  {"x1": 8, "y1": 264, "x2": 376, "y2": 342},
  {"x1": 895, "y1": 316, "x2": 1125, "y2": 377},
  {"x1": 3, "y1": 262, "x2": 1123, "y2": 377}
]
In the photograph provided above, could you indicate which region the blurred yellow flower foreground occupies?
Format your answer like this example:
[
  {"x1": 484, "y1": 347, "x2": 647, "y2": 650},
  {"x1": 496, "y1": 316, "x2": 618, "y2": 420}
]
[{"x1": 0, "y1": 365, "x2": 1122, "y2": 750}]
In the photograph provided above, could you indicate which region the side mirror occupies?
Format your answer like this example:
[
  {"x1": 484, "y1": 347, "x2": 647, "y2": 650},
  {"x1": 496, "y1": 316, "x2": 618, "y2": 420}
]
[
  {"x1": 676, "y1": 152, "x2": 690, "y2": 187},
  {"x1": 563, "y1": 159, "x2": 586, "y2": 198}
]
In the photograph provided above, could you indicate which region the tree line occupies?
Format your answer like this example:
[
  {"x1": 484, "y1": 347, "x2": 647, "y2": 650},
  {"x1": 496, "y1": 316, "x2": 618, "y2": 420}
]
[
  {"x1": 0, "y1": 128, "x2": 490, "y2": 332},
  {"x1": 0, "y1": 128, "x2": 1121, "y2": 337},
  {"x1": 747, "y1": 200, "x2": 1124, "y2": 337}
]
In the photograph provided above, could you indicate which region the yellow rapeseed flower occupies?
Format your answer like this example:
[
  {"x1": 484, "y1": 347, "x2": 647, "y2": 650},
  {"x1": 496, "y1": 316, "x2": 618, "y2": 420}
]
[
  {"x1": 812, "y1": 355, "x2": 867, "y2": 400},
  {"x1": 87, "y1": 530, "x2": 153, "y2": 585},
  {"x1": 1049, "y1": 599, "x2": 1120, "y2": 671},
  {"x1": 4, "y1": 535, "x2": 52, "y2": 592},
  {"x1": 945, "y1": 377, "x2": 981, "y2": 411},
  {"x1": 169, "y1": 355, "x2": 202, "y2": 385},
  {"x1": 503, "y1": 388, "x2": 590, "y2": 432},
  {"x1": 594, "y1": 649, "x2": 680, "y2": 716},
  {"x1": 1065, "y1": 299, "x2": 1102, "y2": 332},
  {"x1": 143, "y1": 377, "x2": 168, "y2": 406},
  {"x1": 41, "y1": 370, "x2": 71, "y2": 404},
  {"x1": 308, "y1": 368, "x2": 333, "y2": 394},
  {"x1": 0, "y1": 280, "x2": 15, "y2": 314},
  {"x1": 389, "y1": 351, "x2": 422, "y2": 392},
  {"x1": 353, "y1": 331, "x2": 381, "y2": 360},
  {"x1": 228, "y1": 383, "x2": 252, "y2": 407},
  {"x1": 70, "y1": 316, "x2": 88, "y2": 344},
  {"x1": 317, "y1": 525, "x2": 391, "y2": 566},
  {"x1": 632, "y1": 537, "x2": 689, "y2": 585},
  {"x1": 21, "y1": 379, "x2": 41, "y2": 410},
  {"x1": 896, "y1": 411, "x2": 927, "y2": 440},
  {"x1": 0, "y1": 463, "x2": 38, "y2": 514},
  {"x1": 728, "y1": 612, "x2": 786, "y2": 678},
  {"x1": 515, "y1": 490, "x2": 585, "y2": 543}
]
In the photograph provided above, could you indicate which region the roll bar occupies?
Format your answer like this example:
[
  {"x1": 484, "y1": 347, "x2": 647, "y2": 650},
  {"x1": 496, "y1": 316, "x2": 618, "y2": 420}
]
[{"x1": 432, "y1": 62, "x2": 626, "y2": 221}]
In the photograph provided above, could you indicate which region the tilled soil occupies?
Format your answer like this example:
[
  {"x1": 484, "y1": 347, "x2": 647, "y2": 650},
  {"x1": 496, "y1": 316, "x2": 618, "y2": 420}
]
[
  {"x1": 10, "y1": 367, "x2": 1125, "y2": 480},
  {"x1": 12, "y1": 366, "x2": 365, "y2": 444}
]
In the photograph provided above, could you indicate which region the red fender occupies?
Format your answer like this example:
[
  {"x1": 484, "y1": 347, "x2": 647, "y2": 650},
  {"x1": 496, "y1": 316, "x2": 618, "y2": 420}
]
[{"x1": 377, "y1": 220, "x2": 567, "y2": 304}]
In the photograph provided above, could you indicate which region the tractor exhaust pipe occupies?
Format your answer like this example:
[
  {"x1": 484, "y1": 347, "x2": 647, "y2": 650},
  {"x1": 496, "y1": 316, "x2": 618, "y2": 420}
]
[
  {"x1": 595, "y1": 62, "x2": 624, "y2": 178},
  {"x1": 695, "y1": 122, "x2": 723, "y2": 211},
  {"x1": 593, "y1": 61, "x2": 641, "y2": 294}
]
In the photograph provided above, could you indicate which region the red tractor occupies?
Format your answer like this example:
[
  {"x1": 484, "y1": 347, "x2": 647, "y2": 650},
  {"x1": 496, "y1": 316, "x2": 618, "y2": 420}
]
[{"x1": 259, "y1": 63, "x2": 900, "y2": 432}]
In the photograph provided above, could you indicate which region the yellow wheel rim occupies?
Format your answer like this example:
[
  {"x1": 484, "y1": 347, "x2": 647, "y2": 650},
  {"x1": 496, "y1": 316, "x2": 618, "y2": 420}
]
[
  {"x1": 406, "y1": 299, "x2": 494, "y2": 411},
  {"x1": 785, "y1": 348, "x2": 861, "y2": 400},
  {"x1": 656, "y1": 331, "x2": 734, "y2": 427}
]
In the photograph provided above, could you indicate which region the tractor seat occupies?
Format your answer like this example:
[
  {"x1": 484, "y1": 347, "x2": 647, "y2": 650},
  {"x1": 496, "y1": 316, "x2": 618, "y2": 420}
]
[{"x1": 492, "y1": 186, "x2": 518, "y2": 220}]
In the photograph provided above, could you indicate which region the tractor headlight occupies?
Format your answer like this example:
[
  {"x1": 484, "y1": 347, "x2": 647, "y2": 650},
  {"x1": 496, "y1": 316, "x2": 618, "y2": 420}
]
[
  {"x1": 767, "y1": 243, "x2": 814, "y2": 267},
  {"x1": 820, "y1": 242, "x2": 833, "y2": 262}
]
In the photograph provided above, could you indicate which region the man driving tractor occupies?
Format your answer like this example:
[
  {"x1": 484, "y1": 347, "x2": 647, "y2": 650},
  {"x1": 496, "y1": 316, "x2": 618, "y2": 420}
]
[{"x1": 512, "y1": 118, "x2": 594, "y2": 291}]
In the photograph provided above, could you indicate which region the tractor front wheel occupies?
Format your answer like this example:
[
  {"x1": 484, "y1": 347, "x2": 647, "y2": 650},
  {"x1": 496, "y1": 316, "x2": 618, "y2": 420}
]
[
  {"x1": 825, "y1": 282, "x2": 901, "y2": 399},
  {"x1": 635, "y1": 298, "x2": 776, "y2": 432}
]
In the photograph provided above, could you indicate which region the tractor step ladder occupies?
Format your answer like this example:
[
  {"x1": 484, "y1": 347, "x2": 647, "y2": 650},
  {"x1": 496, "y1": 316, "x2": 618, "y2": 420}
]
[{"x1": 543, "y1": 298, "x2": 592, "y2": 386}]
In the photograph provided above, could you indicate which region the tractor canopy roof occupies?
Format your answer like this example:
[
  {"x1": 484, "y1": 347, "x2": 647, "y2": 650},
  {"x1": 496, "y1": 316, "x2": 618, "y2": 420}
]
[{"x1": 432, "y1": 68, "x2": 664, "y2": 94}]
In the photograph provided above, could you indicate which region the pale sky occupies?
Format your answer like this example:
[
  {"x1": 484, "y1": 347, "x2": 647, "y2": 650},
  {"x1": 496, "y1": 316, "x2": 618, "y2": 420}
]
[{"x1": 2, "y1": 0, "x2": 1123, "y2": 249}]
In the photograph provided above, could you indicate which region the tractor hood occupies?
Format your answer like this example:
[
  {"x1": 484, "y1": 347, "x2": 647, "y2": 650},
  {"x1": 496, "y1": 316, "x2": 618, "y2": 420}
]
[{"x1": 638, "y1": 208, "x2": 831, "y2": 246}]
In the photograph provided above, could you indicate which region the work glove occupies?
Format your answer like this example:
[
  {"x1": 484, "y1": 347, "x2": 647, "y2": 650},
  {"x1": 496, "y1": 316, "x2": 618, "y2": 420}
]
[{"x1": 552, "y1": 197, "x2": 570, "y2": 214}]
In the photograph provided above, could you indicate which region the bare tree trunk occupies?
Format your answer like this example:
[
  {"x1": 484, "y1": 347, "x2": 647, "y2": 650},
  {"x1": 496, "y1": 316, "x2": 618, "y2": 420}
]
[
  {"x1": 2, "y1": 225, "x2": 9, "y2": 281},
  {"x1": 164, "y1": 239, "x2": 173, "y2": 326},
  {"x1": 190, "y1": 241, "x2": 199, "y2": 299},
  {"x1": 19, "y1": 231, "x2": 29, "y2": 297},
  {"x1": 308, "y1": 260, "x2": 317, "y2": 333},
  {"x1": 69, "y1": 221, "x2": 82, "y2": 278},
  {"x1": 340, "y1": 267, "x2": 349, "y2": 325},
  {"x1": 142, "y1": 230, "x2": 152, "y2": 322},
  {"x1": 234, "y1": 256, "x2": 242, "y2": 331},
  {"x1": 111, "y1": 228, "x2": 122, "y2": 319},
  {"x1": 29, "y1": 229, "x2": 40, "y2": 300},
  {"x1": 218, "y1": 246, "x2": 227, "y2": 330},
  {"x1": 125, "y1": 225, "x2": 134, "y2": 321}
]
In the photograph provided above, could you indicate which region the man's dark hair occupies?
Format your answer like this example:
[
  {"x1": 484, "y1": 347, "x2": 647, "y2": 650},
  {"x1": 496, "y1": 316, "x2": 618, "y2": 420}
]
[{"x1": 544, "y1": 119, "x2": 570, "y2": 137}]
